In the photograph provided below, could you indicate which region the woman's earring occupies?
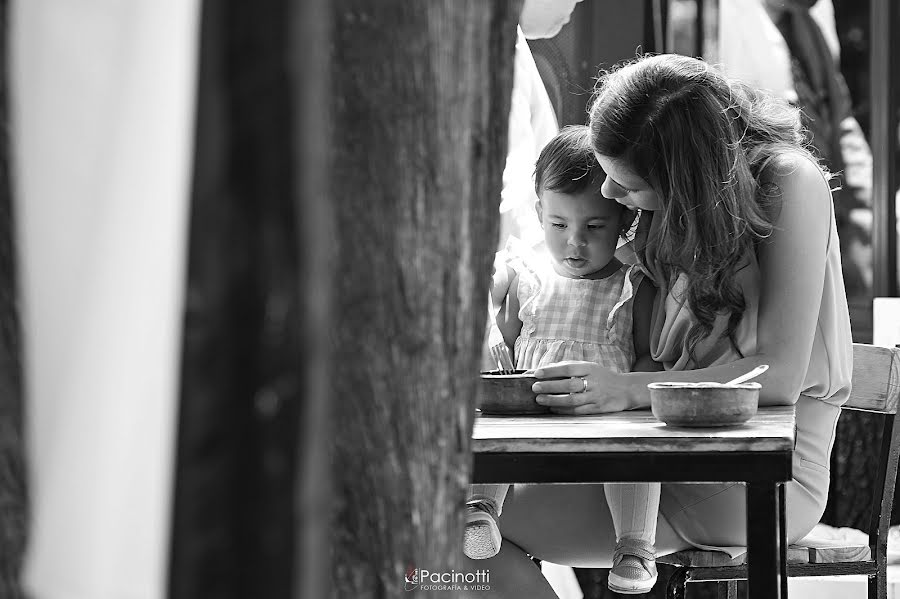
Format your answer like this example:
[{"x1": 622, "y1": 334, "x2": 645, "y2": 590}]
[{"x1": 621, "y1": 208, "x2": 639, "y2": 238}]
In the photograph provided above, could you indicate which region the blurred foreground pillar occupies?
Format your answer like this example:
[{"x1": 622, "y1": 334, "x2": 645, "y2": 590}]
[
  {"x1": 0, "y1": 0, "x2": 26, "y2": 595},
  {"x1": 12, "y1": 1, "x2": 199, "y2": 597},
  {"x1": 169, "y1": 0, "x2": 332, "y2": 597}
]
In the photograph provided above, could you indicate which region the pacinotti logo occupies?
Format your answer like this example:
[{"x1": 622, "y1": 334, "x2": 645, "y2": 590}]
[
  {"x1": 404, "y1": 565, "x2": 491, "y2": 592},
  {"x1": 405, "y1": 566, "x2": 419, "y2": 591}
]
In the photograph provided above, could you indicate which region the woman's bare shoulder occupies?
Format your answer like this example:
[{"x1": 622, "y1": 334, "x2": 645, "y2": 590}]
[
  {"x1": 761, "y1": 151, "x2": 829, "y2": 190},
  {"x1": 759, "y1": 151, "x2": 832, "y2": 212},
  {"x1": 756, "y1": 151, "x2": 832, "y2": 251}
]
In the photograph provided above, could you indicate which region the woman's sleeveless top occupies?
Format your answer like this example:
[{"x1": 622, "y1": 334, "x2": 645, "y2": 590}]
[{"x1": 639, "y1": 192, "x2": 852, "y2": 409}]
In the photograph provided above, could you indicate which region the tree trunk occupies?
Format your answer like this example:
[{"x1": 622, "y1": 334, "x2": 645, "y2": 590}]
[
  {"x1": 330, "y1": 2, "x2": 521, "y2": 597},
  {"x1": 0, "y1": 0, "x2": 27, "y2": 595}
]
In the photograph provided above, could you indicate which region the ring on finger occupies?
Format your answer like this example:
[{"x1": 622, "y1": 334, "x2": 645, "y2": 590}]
[{"x1": 578, "y1": 376, "x2": 588, "y2": 393}]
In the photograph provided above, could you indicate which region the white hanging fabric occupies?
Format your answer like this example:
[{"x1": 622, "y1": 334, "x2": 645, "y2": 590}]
[
  {"x1": 718, "y1": 0, "x2": 841, "y2": 103},
  {"x1": 11, "y1": 1, "x2": 199, "y2": 597},
  {"x1": 718, "y1": 0, "x2": 797, "y2": 101},
  {"x1": 498, "y1": 26, "x2": 560, "y2": 252}
]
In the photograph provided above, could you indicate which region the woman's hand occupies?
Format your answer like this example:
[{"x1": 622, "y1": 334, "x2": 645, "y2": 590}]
[{"x1": 531, "y1": 361, "x2": 634, "y2": 414}]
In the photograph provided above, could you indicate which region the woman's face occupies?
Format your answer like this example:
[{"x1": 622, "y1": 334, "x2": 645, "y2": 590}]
[{"x1": 594, "y1": 154, "x2": 662, "y2": 212}]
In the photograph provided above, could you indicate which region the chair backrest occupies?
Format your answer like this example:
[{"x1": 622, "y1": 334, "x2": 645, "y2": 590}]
[
  {"x1": 658, "y1": 344, "x2": 900, "y2": 592},
  {"x1": 842, "y1": 343, "x2": 900, "y2": 566},
  {"x1": 845, "y1": 344, "x2": 900, "y2": 413}
]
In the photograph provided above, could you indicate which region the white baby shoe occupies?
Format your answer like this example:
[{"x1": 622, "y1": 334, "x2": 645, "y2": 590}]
[
  {"x1": 463, "y1": 500, "x2": 502, "y2": 560},
  {"x1": 607, "y1": 537, "x2": 658, "y2": 594}
]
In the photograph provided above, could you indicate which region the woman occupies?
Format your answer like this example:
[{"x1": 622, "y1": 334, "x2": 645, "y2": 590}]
[{"x1": 462, "y1": 54, "x2": 852, "y2": 598}]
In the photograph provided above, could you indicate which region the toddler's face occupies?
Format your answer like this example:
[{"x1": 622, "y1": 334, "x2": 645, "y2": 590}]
[{"x1": 537, "y1": 188, "x2": 624, "y2": 279}]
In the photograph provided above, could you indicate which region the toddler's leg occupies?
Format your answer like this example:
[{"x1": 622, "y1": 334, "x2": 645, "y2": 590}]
[
  {"x1": 464, "y1": 484, "x2": 509, "y2": 560},
  {"x1": 605, "y1": 482, "x2": 660, "y2": 543},
  {"x1": 604, "y1": 482, "x2": 661, "y2": 594}
]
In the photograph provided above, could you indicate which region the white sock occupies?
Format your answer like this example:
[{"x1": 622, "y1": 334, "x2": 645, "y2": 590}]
[
  {"x1": 468, "y1": 483, "x2": 509, "y2": 516},
  {"x1": 604, "y1": 482, "x2": 661, "y2": 544}
]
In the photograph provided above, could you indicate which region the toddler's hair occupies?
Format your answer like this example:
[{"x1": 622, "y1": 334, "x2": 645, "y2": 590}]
[
  {"x1": 534, "y1": 125, "x2": 605, "y2": 197},
  {"x1": 534, "y1": 125, "x2": 637, "y2": 239}
]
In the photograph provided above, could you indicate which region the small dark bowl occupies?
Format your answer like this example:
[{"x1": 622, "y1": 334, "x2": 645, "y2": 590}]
[
  {"x1": 648, "y1": 382, "x2": 761, "y2": 427},
  {"x1": 478, "y1": 370, "x2": 550, "y2": 415}
]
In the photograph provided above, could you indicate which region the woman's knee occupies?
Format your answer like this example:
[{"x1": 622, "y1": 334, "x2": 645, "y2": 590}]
[
  {"x1": 659, "y1": 479, "x2": 826, "y2": 548},
  {"x1": 460, "y1": 540, "x2": 556, "y2": 599},
  {"x1": 661, "y1": 483, "x2": 748, "y2": 547},
  {"x1": 499, "y1": 483, "x2": 618, "y2": 566}
]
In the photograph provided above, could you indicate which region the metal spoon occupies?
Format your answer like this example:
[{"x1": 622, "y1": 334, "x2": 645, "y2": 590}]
[{"x1": 724, "y1": 364, "x2": 769, "y2": 386}]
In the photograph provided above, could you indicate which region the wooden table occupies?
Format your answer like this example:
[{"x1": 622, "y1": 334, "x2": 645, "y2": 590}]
[{"x1": 472, "y1": 406, "x2": 796, "y2": 598}]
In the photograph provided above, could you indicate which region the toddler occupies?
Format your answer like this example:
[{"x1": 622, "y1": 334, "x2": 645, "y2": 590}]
[{"x1": 466, "y1": 125, "x2": 662, "y2": 595}]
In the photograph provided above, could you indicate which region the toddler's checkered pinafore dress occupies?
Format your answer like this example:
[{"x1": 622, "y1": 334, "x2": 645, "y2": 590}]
[{"x1": 507, "y1": 246, "x2": 644, "y2": 374}]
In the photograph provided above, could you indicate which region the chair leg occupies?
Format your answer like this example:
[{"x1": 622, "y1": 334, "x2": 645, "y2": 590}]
[
  {"x1": 869, "y1": 566, "x2": 887, "y2": 599},
  {"x1": 717, "y1": 580, "x2": 738, "y2": 599},
  {"x1": 665, "y1": 567, "x2": 689, "y2": 599}
]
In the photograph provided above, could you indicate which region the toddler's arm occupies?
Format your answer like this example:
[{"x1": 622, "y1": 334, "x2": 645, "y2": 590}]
[
  {"x1": 494, "y1": 274, "x2": 522, "y2": 355},
  {"x1": 489, "y1": 252, "x2": 516, "y2": 311},
  {"x1": 631, "y1": 278, "x2": 663, "y2": 373},
  {"x1": 484, "y1": 258, "x2": 522, "y2": 368}
]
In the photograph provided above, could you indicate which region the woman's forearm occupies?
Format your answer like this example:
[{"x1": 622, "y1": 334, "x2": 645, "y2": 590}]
[
  {"x1": 621, "y1": 355, "x2": 799, "y2": 408},
  {"x1": 532, "y1": 353, "x2": 803, "y2": 415}
]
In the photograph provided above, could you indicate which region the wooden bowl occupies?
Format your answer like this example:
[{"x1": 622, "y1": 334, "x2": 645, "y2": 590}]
[
  {"x1": 478, "y1": 370, "x2": 550, "y2": 415},
  {"x1": 647, "y1": 382, "x2": 761, "y2": 427}
]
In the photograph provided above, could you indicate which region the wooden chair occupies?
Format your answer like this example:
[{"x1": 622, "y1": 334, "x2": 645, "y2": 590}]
[{"x1": 659, "y1": 343, "x2": 900, "y2": 599}]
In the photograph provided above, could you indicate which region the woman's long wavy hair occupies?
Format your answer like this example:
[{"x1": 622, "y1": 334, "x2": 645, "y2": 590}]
[{"x1": 589, "y1": 54, "x2": 824, "y2": 362}]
